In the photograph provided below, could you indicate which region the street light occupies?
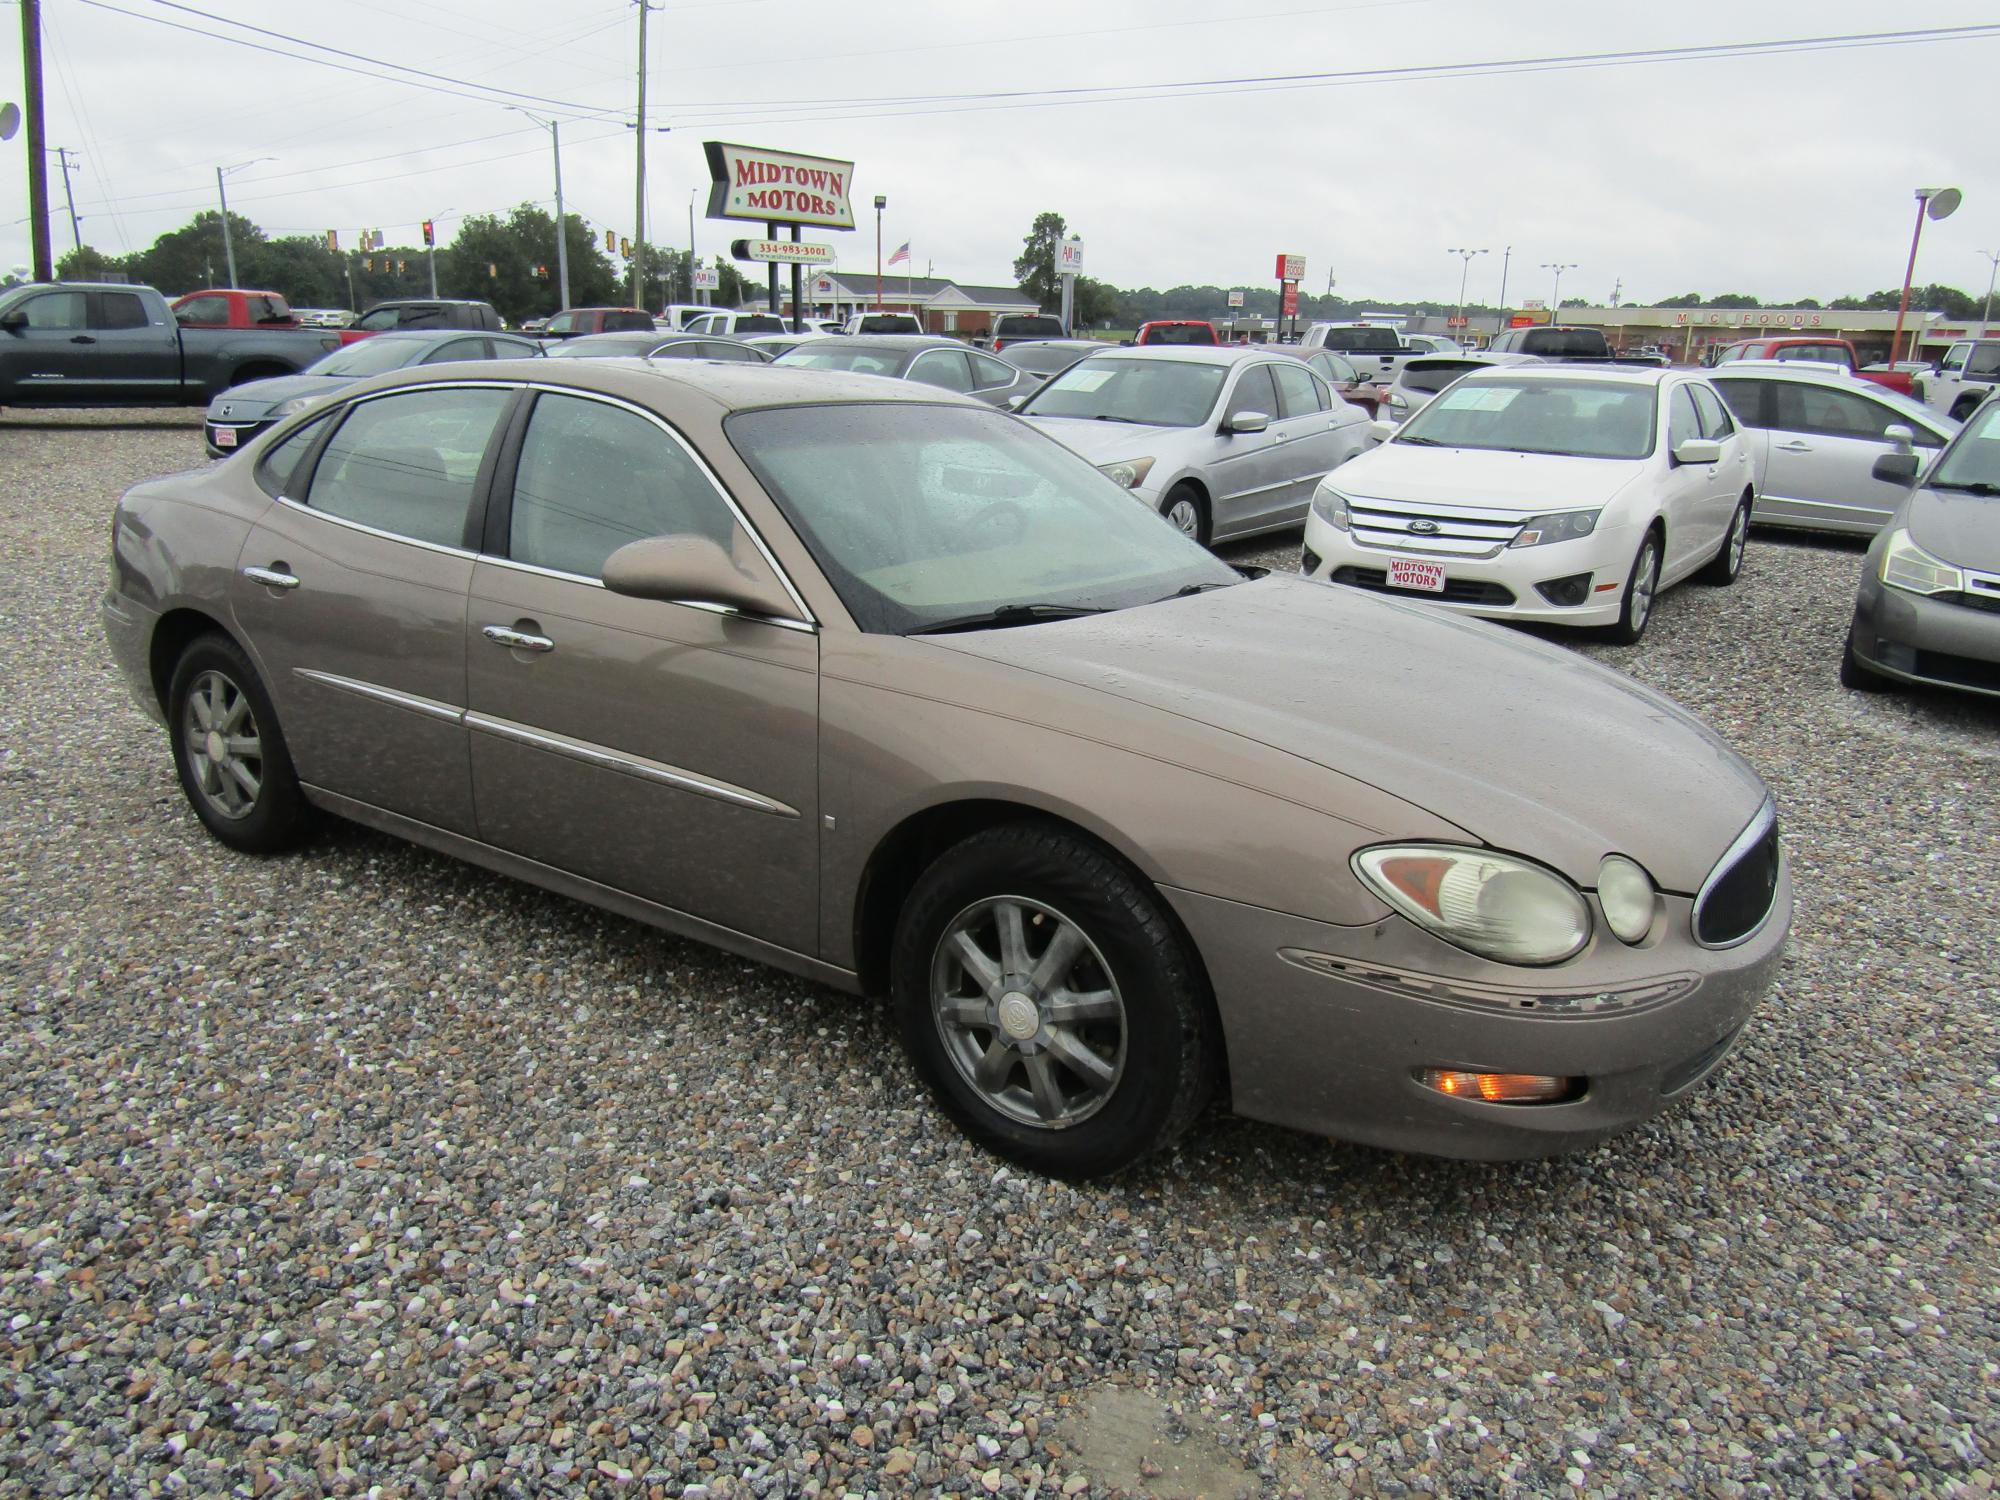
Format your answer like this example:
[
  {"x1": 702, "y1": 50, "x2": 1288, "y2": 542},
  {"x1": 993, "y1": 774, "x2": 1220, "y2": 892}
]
[
  {"x1": 1447, "y1": 247, "x2": 1486, "y2": 344},
  {"x1": 1976, "y1": 248, "x2": 1999, "y2": 331},
  {"x1": 874, "y1": 194, "x2": 887, "y2": 311},
  {"x1": 214, "y1": 157, "x2": 273, "y2": 288},
  {"x1": 508, "y1": 108, "x2": 570, "y2": 311},
  {"x1": 1890, "y1": 186, "x2": 1961, "y2": 363},
  {"x1": 1540, "y1": 262, "x2": 1577, "y2": 320}
]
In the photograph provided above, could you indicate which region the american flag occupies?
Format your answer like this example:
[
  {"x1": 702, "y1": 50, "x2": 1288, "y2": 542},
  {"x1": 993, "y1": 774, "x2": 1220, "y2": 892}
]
[{"x1": 887, "y1": 241, "x2": 911, "y2": 267}]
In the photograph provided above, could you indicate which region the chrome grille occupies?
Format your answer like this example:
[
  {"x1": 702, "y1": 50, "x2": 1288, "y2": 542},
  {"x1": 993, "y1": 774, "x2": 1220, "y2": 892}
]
[{"x1": 1345, "y1": 495, "x2": 1526, "y2": 558}]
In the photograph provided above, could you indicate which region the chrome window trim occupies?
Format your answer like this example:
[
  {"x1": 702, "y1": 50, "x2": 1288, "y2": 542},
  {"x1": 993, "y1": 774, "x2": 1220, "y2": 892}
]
[
  {"x1": 471, "y1": 553, "x2": 816, "y2": 634},
  {"x1": 1692, "y1": 795, "x2": 1780, "y2": 951},
  {"x1": 464, "y1": 712, "x2": 799, "y2": 817},
  {"x1": 273, "y1": 493, "x2": 479, "y2": 560},
  {"x1": 515, "y1": 381, "x2": 820, "y2": 627}
]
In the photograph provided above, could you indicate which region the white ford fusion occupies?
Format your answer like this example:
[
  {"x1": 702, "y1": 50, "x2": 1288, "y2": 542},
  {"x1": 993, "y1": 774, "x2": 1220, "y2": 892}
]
[{"x1": 1302, "y1": 366, "x2": 1757, "y2": 643}]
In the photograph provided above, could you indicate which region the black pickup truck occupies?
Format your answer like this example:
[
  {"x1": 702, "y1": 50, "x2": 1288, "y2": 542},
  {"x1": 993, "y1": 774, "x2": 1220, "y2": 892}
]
[{"x1": 0, "y1": 282, "x2": 342, "y2": 408}]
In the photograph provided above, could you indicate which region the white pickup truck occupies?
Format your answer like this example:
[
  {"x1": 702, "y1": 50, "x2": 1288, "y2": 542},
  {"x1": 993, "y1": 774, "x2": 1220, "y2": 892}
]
[
  {"x1": 1298, "y1": 322, "x2": 1424, "y2": 384},
  {"x1": 1913, "y1": 339, "x2": 2000, "y2": 421}
]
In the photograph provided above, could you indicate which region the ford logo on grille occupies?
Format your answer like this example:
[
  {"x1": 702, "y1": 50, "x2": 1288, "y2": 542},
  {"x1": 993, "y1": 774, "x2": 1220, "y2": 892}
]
[{"x1": 1408, "y1": 519, "x2": 1440, "y2": 535}]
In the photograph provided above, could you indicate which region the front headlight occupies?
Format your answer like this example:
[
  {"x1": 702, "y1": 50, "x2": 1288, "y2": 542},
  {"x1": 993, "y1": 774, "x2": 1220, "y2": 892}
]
[
  {"x1": 1509, "y1": 509, "x2": 1601, "y2": 548},
  {"x1": 1596, "y1": 855, "x2": 1656, "y2": 944},
  {"x1": 273, "y1": 397, "x2": 314, "y2": 419},
  {"x1": 1096, "y1": 456, "x2": 1156, "y2": 490},
  {"x1": 1310, "y1": 481, "x2": 1351, "y2": 530},
  {"x1": 1354, "y1": 844, "x2": 1591, "y2": 966},
  {"x1": 1879, "y1": 527, "x2": 1962, "y2": 595}
]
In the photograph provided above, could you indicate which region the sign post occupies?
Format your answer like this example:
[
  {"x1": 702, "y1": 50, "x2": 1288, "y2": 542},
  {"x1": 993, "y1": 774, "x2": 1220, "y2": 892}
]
[
  {"x1": 1058, "y1": 237, "x2": 1085, "y2": 334},
  {"x1": 1274, "y1": 253, "x2": 1305, "y2": 341}
]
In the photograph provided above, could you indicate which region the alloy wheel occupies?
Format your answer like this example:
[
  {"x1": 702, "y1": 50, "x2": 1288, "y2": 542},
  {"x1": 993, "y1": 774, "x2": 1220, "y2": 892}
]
[
  {"x1": 181, "y1": 669, "x2": 263, "y2": 820},
  {"x1": 1630, "y1": 541, "x2": 1658, "y2": 632},
  {"x1": 930, "y1": 895, "x2": 1127, "y2": 1129}
]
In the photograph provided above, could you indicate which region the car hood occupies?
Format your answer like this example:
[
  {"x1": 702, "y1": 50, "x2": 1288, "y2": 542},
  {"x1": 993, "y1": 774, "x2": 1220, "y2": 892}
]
[
  {"x1": 1335, "y1": 444, "x2": 1647, "y2": 512},
  {"x1": 206, "y1": 373, "x2": 353, "y2": 418},
  {"x1": 932, "y1": 574, "x2": 1766, "y2": 893},
  {"x1": 1021, "y1": 415, "x2": 1201, "y2": 467},
  {"x1": 1906, "y1": 488, "x2": 2000, "y2": 570}
]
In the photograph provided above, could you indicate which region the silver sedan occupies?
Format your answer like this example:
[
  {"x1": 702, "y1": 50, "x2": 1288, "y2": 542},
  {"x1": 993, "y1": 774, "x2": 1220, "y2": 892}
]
[{"x1": 1014, "y1": 346, "x2": 1373, "y2": 544}]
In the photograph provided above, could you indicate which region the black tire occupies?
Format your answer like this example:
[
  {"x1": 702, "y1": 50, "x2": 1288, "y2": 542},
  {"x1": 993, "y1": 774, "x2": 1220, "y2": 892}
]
[
  {"x1": 1839, "y1": 623, "x2": 1893, "y2": 693},
  {"x1": 1950, "y1": 396, "x2": 1982, "y2": 422},
  {"x1": 166, "y1": 634, "x2": 313, "y2": 853},
  {"x1": 1160, "y1": 483, "x2": 1210, "y2": 547},
  {"x1": 1698, "y1": 495, "x2": 1751, "y2": 585},
  {"x1": 891, "y1": 822, "x2": 1219, "y2": 1179},
  {"x1": 1602, "y1": 529, "x2": 1663, "y2": 645}
]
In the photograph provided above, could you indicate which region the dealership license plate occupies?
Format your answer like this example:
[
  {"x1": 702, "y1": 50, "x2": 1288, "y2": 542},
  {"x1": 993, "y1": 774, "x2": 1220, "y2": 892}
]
[
  {"x1": 1387, "y1": 558, "x2": 1446, "y2": 593},
  {"x1": 214, "y1": 427, "x2": 239, "y2": 449}
]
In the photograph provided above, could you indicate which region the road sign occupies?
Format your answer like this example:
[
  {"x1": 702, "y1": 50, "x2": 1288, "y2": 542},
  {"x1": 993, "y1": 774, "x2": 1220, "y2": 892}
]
[
  {"x1": 1281, "y1": 285, "x2": 1299, "y2": 317},
  {"x1": 705, "y1": 142, "x2": 857, "y2": 230},
  {"x1": 1446, "y1": 315, "x2": 1467, "y2": 328},
  {"x1": 1227, "y1": 290, "x2": 1245, "y2": 309},
  {"x1": 732, "y1": 239, "x2": 836, "y2": 265},
  {"x1": 1059, "y1": 238, "x2": 1085, "y2": 272},
  {"x1": 693, "y1": 267, "x2": 720, "y2": 291},
  {"x1": 1275, "y1": 253, "x2": 1305, "y2": 282}
]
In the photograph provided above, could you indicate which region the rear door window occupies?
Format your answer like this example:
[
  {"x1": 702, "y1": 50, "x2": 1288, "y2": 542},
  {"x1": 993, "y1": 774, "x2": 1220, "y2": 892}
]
[
  {"x1": 968, "y1": 351, "x2": 1018, "y2": 390},
  {"x1": 94, "y1": 292, "x2": 151, "y2": 330},
  {"x1": 1270, "y1": 361, "x2": 1324, "y2": 417},
  {"x1": 307, "y1": 387, "x2": 512, "y2": 548},
  {"x1": 174, "y1": 295, "x2": 230, "y2": 325},
  {"x1": 255, "y1": 414, "x2": 332, "y2": 497},
  {"x1": 909, "y1": 349, "x2": 974, "y2": 392}
]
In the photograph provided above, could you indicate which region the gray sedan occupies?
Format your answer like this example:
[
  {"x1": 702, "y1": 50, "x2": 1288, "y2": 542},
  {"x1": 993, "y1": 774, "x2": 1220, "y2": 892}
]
[
  {"x1": 545, "y1": 331, "x2": 769, "y2": 363},
  {"x1": 202, "y1": 330, "x2": 542, "y2": 456},
  {"x1": 1016, "y1": 345, "x2": 1372, "y2": 544},
  {"x1": 773, "y1": 336, "x2": 1033, "y2": 406},
  {"x1": 1843, "y1": 397, "x2": 2000, "y2": 697},
  {"x1": 104, "y1": 359, "x2": 1789, "y2": 1177}
]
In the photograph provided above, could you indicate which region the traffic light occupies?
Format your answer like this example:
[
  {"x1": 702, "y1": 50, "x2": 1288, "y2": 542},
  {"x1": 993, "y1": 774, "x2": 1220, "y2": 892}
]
[
  {"x1": 324, "y1": 229, "x2": 338, "y2": 251},
  {"x1": 620, "y1": 237, "x2": 631, "y2": 259},
  {"x1": 487, "y1": 262, "x2": 498, "y2": 278},
  {"x1": 397, "y1": 259, "x2": 407, "y2": 274},
  {"x1": 422, "y1": 220, "x2": 435, "y2": 248},
  {"x1": 363, "y1": 257, "x2": 374, "y2": 272},
  {"x1": 605, "y1": 228, "x2": 616, "y2": 254},
  {"x1": 534, "y1": 264, "x2": 549, "y2": 281}
]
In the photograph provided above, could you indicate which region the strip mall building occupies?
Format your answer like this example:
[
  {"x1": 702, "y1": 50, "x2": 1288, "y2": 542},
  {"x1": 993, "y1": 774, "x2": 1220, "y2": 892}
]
[{"x1": 1401, "y1": 306, "x2": 1996, "y2": 362}]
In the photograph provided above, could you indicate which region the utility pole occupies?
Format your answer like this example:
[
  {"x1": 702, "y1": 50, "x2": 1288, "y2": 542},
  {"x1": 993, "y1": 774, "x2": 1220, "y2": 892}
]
[
  {"x1": 22, "y1": 0, "x2": 53, "y2": 281},
  {"x1": 216, "y1": 168, "x2": 238, "y2": 288},
  {"x1": 1979, "y1": 249, "x2": 2000, "y2": 331},
  {"x1": 688, "y1": 188, "x2": 697, "y2": 305},
  {"x1": 50, "y1": 146, "x2": 81, "y2": 254},
  {"x1": 1495, "y1": 245, "x2": 1512, "y2": 335},
  {"x1": 1540, "y1": 262, "x2": 1577, "y2": 319},
  {"x1": 631, "y1": 0, "x2": 661, "y2": 308},
  {"x1": 1448, "y1": 247, "x2": 1486, "y2": 342}
]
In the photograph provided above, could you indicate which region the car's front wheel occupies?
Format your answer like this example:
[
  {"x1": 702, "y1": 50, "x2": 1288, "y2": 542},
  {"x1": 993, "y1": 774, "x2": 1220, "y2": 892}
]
[
  {"x1": 892, "y1": 823, "x2": 1218, "y2": 1179},
  {"x1": 166, "y1": 634, "x2": 312, "y2": 853},
  {"x1": 1603, "y1": 530, "x2": 1662, "y2": 645},
  {"x1": 1160, "y1": 484, "x2": 1210, "y2": 547}
]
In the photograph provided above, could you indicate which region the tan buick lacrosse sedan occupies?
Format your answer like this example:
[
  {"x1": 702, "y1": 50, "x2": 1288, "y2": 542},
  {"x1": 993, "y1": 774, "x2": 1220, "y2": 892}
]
[{"x1": 103, "y1": 359, "x2": 1790, "y2": 1178}]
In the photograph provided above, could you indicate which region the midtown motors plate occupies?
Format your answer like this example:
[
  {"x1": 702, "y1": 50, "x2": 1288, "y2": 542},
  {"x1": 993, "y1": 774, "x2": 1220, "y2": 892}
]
[{"x1": 1387, "y1": 558, "x2": 1446, "y2": 593}]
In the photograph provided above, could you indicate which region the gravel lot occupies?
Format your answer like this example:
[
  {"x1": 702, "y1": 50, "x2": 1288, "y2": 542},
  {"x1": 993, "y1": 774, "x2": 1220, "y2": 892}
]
[{"x1": 2, "y1": 414, "x2": 1996, "y2": 1497}]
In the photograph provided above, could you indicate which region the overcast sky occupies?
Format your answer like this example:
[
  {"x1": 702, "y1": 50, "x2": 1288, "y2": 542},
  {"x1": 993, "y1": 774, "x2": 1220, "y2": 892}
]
[{"x1": 5, "y1": 0, "x2": 1999, "y2": 308}]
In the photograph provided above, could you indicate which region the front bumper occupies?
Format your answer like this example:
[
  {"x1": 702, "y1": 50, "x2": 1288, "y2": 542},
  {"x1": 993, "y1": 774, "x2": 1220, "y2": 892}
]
[
  {"x1": 1165, "y1": 856, "x2": 1791, "y2": 1160},
  {"x1": 1850, "y1": 569, "x2": 2000, "y2": 698},
  {"x1": 1302, "y1": 509, "x2": 1638, "y2": 628},
  {"x1": 102, "y1": 589, "x2": 165, "y2": 726}
]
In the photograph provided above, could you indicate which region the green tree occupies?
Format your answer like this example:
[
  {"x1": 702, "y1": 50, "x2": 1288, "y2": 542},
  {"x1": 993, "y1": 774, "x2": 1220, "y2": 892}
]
[
  {"x1": 1704, "y1": 293, "x2": 1761, "y2": 309},
  {"x1": 1656, "y1": 292, "x2": 1703, "y2": 308},
  {"x1": 1072, "y1": 275, "x2": 1120, "y2": 328},
  {"x1": 1013, "y1": 211, "x2": 1067, "y2": 311},
  {"x1": 126, "y1": 210, "x2": 265, "y2": 294},
  {"x1": 55, "y1": 245, "x2": 121, "y2": 280}
]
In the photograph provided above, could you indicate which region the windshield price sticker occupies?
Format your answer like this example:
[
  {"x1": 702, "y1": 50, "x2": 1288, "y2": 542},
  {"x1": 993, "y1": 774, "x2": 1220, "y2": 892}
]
[
  {"x1": 1056, "y1": 369, "x2": 1115, "y2": 393},
  {"x1": 1437, "y1": 387, "x2": 1519, "y2": 413}
]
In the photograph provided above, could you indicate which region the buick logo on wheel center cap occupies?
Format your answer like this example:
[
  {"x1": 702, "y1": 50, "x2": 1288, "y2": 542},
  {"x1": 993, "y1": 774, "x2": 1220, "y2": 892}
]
[{"x1": 997, "y1": 992, "x2": 1040, "y2": 1040}]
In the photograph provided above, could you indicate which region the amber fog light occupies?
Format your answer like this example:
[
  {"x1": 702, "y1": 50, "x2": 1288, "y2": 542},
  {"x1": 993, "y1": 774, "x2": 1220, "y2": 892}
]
[{"x1": 1417, "y1": 1068, "x2": 1579, "y2": 1104}]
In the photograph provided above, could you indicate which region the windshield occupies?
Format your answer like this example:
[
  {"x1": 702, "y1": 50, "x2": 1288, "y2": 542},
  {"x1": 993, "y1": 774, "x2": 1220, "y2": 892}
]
[
  {"x1": 1005, "y1": 344, "x2": 1090, "y2": 375},
  {"x1": 308, "y1": 337, "x2": 434, "y2": 377},
  {"x1": 776, "y1": 345, "x2": 912, "y2": 376},
  {"x1": 1929, "y1": 402, "x2": 2000, "y2": 489},
  {"x1": 1402, "y1": 359, "x2": 1487, "y2": 394},
  {"x1": 1018, "y1": 356, "x2": 1226, "y2": 426},
  {"x1": 546, "y1": 334, "x2": 662, "y2": 358},
  {"x1": 1140, "y1": 324, "x2": 1217, "y2": 346},
  {"x1": 1001, "y1": 316, "x2": 1065, "y2": 338},
  {"x1": 1396, "y1": 378, "x2": 1658, "y2": 459},
  {"x1": 726, "y1": 403, "x2": 1238, "y2": 633}
]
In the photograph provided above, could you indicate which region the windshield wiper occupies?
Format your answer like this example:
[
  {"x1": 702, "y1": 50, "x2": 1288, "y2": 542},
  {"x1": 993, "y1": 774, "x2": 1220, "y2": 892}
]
[
  {"x1": 911, "y1": 603, "x2": 1110, "y2": 635},
  {"x1": 1927, "y1": 479, "x2": 2000, "y2": 496},
  {"x1": 1091, "y1": 414, "x2": 1147, "y2": 423},
  {"x1": 1394, "y1": 433, "x2": 1441, "y2": 445},
  {"x1": 1154, "y1": 580, "x2": 1235, "y2": 602}
]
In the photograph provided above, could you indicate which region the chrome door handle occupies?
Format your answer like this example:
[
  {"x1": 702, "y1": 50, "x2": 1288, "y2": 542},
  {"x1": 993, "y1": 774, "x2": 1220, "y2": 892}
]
[
  {"x1": 242, "y1": 565, "x2": 300, "y2": 590},
  {"x1": 1774, "y1": 440, "x2": 1812, "y2": 452},
  {"x1": 483, "y1": 624, "x2": 554, "y2": 653}
]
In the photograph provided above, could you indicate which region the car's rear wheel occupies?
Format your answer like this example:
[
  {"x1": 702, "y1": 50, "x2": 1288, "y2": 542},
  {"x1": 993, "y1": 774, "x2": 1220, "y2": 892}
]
[
  {"x1": 1698, "y1": 495, "x2": 1751, "y2": 585},
  {"x1": 1950, "y1": 395, "x2": 1982, "y2": 422},
  {"x1": 1161, "y1": 484, "x2": 1210, "y2": 547},
  {"x1": 166, "y1": 635, "x2": 312, "y2": 853},
  {"x1": 1839, "y1": 623, "x2": 1894, "y2": 693},
  {"x1": 891, "y1": 823, "x2": 1218, "y2": 1179},
  {"x1": 1603, "y1": 530, "x2": 1662, "y2": 645}
]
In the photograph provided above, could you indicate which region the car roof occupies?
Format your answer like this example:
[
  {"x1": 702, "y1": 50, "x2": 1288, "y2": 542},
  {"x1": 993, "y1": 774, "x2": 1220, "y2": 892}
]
[
  {"x1": 810, "y1": 335, "x2": 962, "y2": 351},
  {"x1": 1706, "y1": 360, "x2": 1869, "y2": 382},
  {"x1": 337, "y1": 355, "x2": 989, "y2": 415},
  {"x1": 357, "y1": 329, "x2": 492, "y2": 344},
  {"x1": 1080, "y1": 345, "x2": 1282, "y2": 366},
  {"x1": 1459, "y1": 363, "x2": 1674, "y2": 385}
]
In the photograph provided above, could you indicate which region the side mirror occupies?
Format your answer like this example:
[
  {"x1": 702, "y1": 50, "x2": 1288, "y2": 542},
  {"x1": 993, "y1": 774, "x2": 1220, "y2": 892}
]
[
  {"x1": 1871, "y1": 450, "x2": 1920, "y2": 487},
  {"x1": 1367, "y1": 418, "x2": 1398, "y2": 443},
  {"x1": 1002, "y1": 392, "x2": 1031, "y2": 412},
  {"x1": 1225, "y1": 409, "x2": 1270, "y2": 435},
  {"x1": 1672, "y1": 438, "x2": 1723, "y2": 466},
  {"x1": 601, "y1": 533, "x2": 798, "y2": 620},
  {"x1": 1882, "y1": 423, "x2": 1915, "y2": 455},
  {"x1": 0, "y1": 309, "x2": 26, "y2": 332}
]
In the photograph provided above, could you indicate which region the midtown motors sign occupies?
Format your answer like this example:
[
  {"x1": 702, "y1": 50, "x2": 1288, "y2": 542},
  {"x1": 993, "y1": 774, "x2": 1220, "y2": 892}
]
[{"x1": 705, "y1": 143, "x2": 857, "y2": 230}]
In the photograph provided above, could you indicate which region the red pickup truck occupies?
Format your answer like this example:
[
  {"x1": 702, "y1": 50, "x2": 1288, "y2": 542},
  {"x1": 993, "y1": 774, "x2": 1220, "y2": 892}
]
[
  {"x1": 169, "y1": 289, "x2": 299, "y2": 329},
  {"x1": 1712, "y1": 336, "x2": 1914, "y2": 396}
]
